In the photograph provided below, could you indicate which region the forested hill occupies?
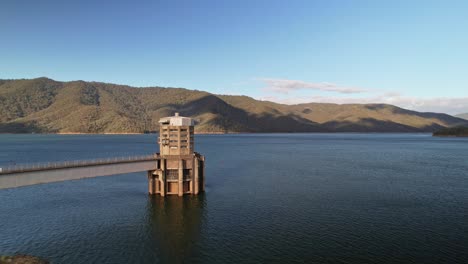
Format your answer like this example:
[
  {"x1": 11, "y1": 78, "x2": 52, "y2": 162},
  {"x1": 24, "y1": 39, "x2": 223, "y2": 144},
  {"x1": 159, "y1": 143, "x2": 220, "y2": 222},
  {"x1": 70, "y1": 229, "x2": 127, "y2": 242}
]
[{"x1": 1, "y1": 78, "x2": 467, "y2": 133}]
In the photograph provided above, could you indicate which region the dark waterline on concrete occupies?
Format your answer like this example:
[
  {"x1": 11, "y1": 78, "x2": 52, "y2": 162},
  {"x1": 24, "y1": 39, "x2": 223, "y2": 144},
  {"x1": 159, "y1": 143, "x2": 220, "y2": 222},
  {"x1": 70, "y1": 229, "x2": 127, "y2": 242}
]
[{"x1": 1, "y1": 134, "x2": 468, "y2": 263}]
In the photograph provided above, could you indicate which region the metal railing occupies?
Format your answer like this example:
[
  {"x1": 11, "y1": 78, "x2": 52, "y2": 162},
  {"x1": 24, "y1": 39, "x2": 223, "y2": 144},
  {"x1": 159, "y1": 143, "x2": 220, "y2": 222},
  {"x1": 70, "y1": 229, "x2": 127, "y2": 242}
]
[{"x1": 0, "y1": 154, "x2": 158, "y2": 175}]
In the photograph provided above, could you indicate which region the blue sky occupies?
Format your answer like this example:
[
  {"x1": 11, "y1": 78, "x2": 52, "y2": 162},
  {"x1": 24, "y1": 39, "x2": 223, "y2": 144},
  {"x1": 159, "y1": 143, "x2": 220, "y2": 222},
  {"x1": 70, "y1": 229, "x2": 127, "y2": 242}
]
[{"x1": 1, "y1": 0, "x2": 468, "y2": 114}]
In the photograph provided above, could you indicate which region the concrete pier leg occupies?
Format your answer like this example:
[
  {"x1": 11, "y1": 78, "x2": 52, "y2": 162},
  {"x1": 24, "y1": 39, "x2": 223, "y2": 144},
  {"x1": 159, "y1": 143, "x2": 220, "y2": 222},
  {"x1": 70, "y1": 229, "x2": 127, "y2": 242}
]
[
  {"x1": 147, "y1": 171, "x2": 155, "y2": 195},
  {"x1": 201, "y1": 157, "x2": 205, "y2": 192},
  {"x1": 191, "y1": 157, "x2": 195, "y2": 194},
  {"x1": 178, "y1": 159, "x2": 183, "y2": 197},
  {"x1": 160, "y1": 158, "x2": 166, "y2": 197},
  {"x1": 194, "y1": 157, "x2": 199, "y2": 195},
  {"x1": 147, "y1": 171, "x2": 153, "y2": 194}
]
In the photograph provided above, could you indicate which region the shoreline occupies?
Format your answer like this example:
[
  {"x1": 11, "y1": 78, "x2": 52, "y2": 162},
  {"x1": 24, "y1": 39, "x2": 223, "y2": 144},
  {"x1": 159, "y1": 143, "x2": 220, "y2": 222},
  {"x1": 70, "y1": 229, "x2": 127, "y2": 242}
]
[
  {"x1": 433, "y1": 134, "x2": 468, "y2": 137},
  {"x1": 56, "y1": 132, "x2": 231, "y2": 135},
  {"x1": 0, "y1": 131, "x2": 435, "y2": 135},
  {"x1": 432, "y1": 126, "x2": 468, "y2": 137},
  {"x1": 0, "y1": 255, "x2": 49, "y2": 264},
  {"x1": 0, "y1": 132, "x2": 233, "y2": 135}
]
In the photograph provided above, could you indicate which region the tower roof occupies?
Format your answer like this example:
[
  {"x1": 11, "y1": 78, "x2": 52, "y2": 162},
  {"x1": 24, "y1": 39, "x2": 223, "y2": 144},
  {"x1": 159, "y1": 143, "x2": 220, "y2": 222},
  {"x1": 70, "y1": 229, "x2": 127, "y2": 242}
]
[{"x1": 158, "y1": 113, "x2": 194, "y2": 126}]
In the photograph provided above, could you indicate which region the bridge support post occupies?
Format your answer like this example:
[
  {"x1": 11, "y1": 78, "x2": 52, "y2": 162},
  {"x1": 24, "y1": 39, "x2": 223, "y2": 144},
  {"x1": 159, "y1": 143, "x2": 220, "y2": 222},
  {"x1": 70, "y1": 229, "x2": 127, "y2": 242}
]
[{"x1": 178, "y1": 159, "x2": 183, "y2": 197}]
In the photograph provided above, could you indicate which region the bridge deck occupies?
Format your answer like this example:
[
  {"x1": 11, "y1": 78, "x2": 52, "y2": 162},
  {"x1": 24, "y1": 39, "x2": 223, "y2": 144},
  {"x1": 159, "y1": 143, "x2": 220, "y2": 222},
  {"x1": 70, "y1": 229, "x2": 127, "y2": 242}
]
[
  {"x1": 0, "y1": 154, "x2": 159, "y2": 190},
  {"x1": 0, "y1": 155, "x2": 157, "y2": 175}
]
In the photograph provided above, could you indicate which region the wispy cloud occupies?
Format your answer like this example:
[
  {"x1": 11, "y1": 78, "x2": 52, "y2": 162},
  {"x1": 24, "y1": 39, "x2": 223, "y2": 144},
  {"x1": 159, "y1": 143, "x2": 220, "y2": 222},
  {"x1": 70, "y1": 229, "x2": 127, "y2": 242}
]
[
  {"x1": 255, "y1": 77, "x2": 468, "y2": 115},
  {"x1": 259, "y1": 94, "x2": 468, "y2": 115},
  {"x1": 257, "y1": 78, "x2": 368, "y2": 94}
]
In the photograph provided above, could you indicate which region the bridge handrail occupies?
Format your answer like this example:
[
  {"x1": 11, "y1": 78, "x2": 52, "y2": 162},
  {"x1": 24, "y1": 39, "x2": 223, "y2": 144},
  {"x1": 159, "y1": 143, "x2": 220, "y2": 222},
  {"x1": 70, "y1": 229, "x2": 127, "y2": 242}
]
[{"x1": 0, "y1": 154, "x2": 157, "y2": 175}]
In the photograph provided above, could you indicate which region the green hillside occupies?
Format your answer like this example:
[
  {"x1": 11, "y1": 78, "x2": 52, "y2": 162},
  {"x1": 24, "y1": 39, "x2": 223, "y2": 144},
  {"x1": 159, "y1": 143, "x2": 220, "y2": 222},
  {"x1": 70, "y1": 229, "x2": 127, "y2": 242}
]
[{"x1": 1, "y1": 78, "x2": 466, "y2": 133}]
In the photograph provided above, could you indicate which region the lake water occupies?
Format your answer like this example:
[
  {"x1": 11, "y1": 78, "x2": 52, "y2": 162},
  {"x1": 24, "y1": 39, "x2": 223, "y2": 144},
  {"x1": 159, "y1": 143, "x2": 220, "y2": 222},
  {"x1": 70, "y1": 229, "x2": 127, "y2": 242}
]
[{"x1": 1, "y1": 134, "x2": 468, "y2": 263}]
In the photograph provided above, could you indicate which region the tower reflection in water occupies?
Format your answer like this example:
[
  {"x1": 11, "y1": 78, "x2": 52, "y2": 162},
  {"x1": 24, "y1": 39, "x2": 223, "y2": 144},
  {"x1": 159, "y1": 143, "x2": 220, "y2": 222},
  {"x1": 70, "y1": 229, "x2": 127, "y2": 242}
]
[{"x1": 146, "y1": 194, "x2": 206, "y2": 263}]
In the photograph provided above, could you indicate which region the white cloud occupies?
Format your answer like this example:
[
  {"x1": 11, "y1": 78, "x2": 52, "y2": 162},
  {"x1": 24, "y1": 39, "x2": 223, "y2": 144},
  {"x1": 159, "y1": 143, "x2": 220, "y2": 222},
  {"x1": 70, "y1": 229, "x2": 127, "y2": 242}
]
[
  {"x1": 257, "y1": 78, "x2": 368, "y2": 94},
  {"x1": 259, "y1": 94, "x2": 468, "y2": 115},
  {"x1": 256, "y1": 77, "x2": 468, "y2": 115}
]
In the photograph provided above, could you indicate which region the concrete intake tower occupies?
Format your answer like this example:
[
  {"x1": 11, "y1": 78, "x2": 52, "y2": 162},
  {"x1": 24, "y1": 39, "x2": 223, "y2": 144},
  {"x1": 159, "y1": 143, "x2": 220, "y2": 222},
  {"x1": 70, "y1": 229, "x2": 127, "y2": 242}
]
[{"x1": 147, "y1": 113, "x2": 205, "y2": 196}]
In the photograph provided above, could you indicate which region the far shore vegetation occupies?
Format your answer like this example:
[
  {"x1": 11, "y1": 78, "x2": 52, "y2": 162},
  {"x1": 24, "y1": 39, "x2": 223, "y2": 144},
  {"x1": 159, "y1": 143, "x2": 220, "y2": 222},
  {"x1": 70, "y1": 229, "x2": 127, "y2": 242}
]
[
  {"x1": 1, "y1": 78, "x2": 468, "y2": 134},
  {"x1": 433, "y1": 126, "x2": 468, "y2": 137},
  {"x1": 0, "y1": 255, "x2": 49, "y2": 264}
]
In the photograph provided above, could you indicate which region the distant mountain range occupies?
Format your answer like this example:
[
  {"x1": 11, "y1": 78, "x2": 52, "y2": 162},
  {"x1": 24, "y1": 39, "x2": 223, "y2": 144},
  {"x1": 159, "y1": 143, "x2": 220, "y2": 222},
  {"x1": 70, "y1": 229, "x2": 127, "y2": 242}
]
[
  {"x1": 1, "y1": 78, "x2": 467, "y2": 133},
  {"x1": 456, "y1": 113, "x2": 468, "y2": 120}
]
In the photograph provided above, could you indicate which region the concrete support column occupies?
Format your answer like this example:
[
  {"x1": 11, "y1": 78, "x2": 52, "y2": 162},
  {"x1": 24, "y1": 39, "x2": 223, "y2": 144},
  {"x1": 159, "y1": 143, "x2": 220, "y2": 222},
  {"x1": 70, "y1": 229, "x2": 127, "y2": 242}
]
[
  {"x1": 147, "y1": 171, "x2": 155, "y2": 195},
  {"x1": 178, "y1": 159, "x2": 184, "y2": 196},
  {"x1": 201, "y1": 157, "x2": 205, "y2": 192},
  {"x1": 191, "y1": 156, "x2": 195, "y2": 194},
  {"x1": 194, "y1": 157, "x2": 199, "y2": 195},
  {"x1": 160, "y1": 158, "x2": 166, "y2": 197}
]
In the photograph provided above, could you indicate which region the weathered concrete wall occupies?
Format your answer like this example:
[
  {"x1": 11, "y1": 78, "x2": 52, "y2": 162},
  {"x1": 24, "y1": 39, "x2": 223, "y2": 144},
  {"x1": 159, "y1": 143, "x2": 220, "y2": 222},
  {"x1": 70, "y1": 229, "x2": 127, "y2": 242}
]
[
  {"x1": 0, "y1": 160, "x2": 157, "y2": 190},
  {"x1": 148, "y1": 154, "x2": 204, "y2": 196},
  {"x1": 159, "y1": 125, "x2": 194, "y2": 156}
]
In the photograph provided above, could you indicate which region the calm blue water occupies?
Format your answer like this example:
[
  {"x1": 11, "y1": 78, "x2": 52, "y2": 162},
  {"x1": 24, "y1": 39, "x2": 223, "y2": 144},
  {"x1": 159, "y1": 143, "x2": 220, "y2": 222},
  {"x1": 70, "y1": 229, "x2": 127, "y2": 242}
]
[{"x1": 1, "y1": 134, "x2": 468, "y2": 263}]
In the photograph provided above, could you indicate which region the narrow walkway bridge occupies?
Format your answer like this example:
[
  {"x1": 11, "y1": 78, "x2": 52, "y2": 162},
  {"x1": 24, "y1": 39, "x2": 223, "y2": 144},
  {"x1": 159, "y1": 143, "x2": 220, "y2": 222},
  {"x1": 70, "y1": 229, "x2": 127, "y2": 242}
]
[{"x1": 0, "y1": 155, "x2": 158, "y2": 190}]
